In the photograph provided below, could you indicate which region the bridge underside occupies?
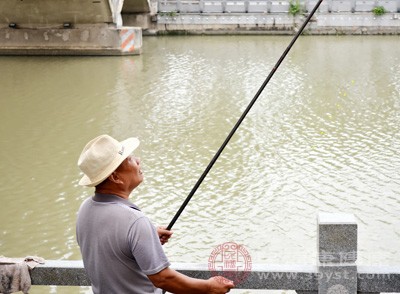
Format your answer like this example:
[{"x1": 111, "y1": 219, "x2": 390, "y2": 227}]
[
  {"x1": 123, "y1": 0, "x2": 152, "y2": 13},
  {"x1": 0, "y1": 0, "x2": 149, "y2": 55},
  {"x1": 0, "y1": 0, "x2": 151, "y2": 27}
]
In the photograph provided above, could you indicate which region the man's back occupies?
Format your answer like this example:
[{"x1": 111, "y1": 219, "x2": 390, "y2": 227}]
[{"x1": 76, "y1": 194, "x2": 170, "y2": 294}]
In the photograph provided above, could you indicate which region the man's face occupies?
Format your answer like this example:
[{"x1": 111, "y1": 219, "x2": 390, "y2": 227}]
[{"x1": 116, "y1": 155, "x2": 143, "y2": 190}]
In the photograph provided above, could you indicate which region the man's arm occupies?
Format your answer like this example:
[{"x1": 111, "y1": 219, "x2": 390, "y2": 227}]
[{"x1": 148, "y1": 267, "x2": 234, "y2": 294}]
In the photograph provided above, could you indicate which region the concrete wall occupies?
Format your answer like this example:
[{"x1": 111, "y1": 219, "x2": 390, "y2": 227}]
[
  {"x1": 146, "y1": 12, "x2": 400, "y2": 34},
  {"x1": 0, "y1": 25, "x2": 142, "y2": 55},
  {"x1": 156, "y1": 0, "x2": 400, "y2": 13},
  {"x1": 119, "y1": 0, "x2": 400, "y2": 34}
]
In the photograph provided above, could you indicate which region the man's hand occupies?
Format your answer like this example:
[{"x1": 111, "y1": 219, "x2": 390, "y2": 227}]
[
  {"x1": 157, "y1": 226, "x2": 173, "y2": 245},
  {"x1": 148, "y1": 267, "x2": 235, "y2": 293},
  {"x1": 207, "y1": 276, "x2": 235, "y2": 293}
]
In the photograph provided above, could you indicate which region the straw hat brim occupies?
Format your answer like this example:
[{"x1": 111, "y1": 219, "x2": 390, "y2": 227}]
[{"x1": 78, "y1": 137, "x2": 140, "y2": 187}]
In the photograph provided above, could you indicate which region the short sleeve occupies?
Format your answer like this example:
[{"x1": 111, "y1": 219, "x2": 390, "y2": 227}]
[{"x1": 128, "y1": 216, "x2": 171, "y2": 275}]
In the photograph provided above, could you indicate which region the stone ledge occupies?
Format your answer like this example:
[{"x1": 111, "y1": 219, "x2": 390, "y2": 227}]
[
  {"x1": 0, "y1": 25, "x2": 142, "y2": 56},
  {"x1": 30, "y1": 261, "x2": 400, "y2": 292}
]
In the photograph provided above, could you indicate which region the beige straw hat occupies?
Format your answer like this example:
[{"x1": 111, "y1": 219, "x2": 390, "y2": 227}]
[{"x1": 77, "y1": 134, "x2": 140, "y2": 187}]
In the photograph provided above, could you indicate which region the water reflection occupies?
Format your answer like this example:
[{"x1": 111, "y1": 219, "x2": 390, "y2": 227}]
[{"x1": 0, "y1": 35, "x2": 399, "y2": 294}]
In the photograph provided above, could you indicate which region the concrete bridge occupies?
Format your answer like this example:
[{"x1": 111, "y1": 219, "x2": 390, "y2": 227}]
[
  {"x1": 1, "y1": 0, "x2": 399, "y2": 55},
  {"x1": 0, "y1": 0, "x2": 152, "y2": 55}
]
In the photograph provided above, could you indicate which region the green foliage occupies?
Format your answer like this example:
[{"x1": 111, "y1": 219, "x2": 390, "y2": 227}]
[
  {"x1": 372, "y1": 6, "x2": 386, "y2": 15},
  {"x1": 289, "y1": 0, "x2": 302, "y2": 16},
  {"x1": 159, "y1": 11, "x2": 178, "y2": 17}
]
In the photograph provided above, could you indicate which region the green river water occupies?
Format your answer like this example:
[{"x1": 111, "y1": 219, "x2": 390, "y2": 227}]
[{"x1": 0, "y1": 35, "x2": 399, "y2": 293}]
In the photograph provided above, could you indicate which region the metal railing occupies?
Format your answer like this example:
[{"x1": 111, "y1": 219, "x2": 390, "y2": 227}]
[{"x1": 157, "y1": 0, "x2": 400, "y2": 13}]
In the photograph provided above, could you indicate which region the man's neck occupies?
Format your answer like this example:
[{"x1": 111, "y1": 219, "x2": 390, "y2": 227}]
[{"x1": 95, "y1": 188, "x2": 130, "y2": 199}]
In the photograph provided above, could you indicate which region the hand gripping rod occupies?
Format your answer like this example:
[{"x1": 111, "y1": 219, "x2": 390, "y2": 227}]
[{"x1": 166, "y1": 0, "x2": 324, "y2": 231}]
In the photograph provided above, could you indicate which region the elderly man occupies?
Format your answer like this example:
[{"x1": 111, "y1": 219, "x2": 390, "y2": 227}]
[{"x1": 76, "y1": 134, "x2": 234, "y2": 294}]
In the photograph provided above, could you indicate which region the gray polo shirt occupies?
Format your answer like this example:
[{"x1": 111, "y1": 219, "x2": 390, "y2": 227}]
[{"x1": 76, "y1": 193, "x2": 170, "y2": 294}]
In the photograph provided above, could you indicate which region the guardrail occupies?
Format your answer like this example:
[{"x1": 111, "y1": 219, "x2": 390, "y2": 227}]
[
  {"x1": 158, "y1": 0, "x2": 400, "y2": 13},
  {"x1": 30, "y1": 213, "x2": 400, "y2": 293}
]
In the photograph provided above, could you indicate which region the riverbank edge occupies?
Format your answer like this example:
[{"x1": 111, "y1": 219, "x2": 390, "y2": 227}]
[{"x1": 128, "y1": 12, "x2": 400, "y2": 35}]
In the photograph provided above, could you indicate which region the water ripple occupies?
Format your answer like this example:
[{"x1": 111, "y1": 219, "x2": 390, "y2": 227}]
[{"x1": 0, "y1": 37, "x2": 399, "y2": 272}]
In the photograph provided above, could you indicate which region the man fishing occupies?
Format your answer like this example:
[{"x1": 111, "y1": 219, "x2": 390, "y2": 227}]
[{"x1": 76, "y1": 134, "x2": 235, "y2": 294}]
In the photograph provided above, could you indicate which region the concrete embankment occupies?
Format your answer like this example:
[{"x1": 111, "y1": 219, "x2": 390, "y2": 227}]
[{"x1": 128, "y1": 12, "x2": 400, "y2": 35}]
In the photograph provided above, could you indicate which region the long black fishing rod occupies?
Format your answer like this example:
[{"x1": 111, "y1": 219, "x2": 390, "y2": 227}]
[{"x1": 166, "y1": 0, "x2": 323, "y2": 231}]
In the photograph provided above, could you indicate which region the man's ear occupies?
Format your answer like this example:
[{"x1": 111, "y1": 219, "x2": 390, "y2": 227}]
[{"x1": 108, "y1": 172, "x2": 123, "y2": 184}]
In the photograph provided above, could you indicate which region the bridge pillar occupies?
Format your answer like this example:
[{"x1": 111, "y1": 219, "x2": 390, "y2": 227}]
[{"x1": 0, "y1": 0, "x2": 143, "y2": 55}]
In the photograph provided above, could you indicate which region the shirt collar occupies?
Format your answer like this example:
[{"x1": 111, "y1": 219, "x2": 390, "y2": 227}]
[{"x1": 93, "y1": 193, "x2": 141, "y2": 211}]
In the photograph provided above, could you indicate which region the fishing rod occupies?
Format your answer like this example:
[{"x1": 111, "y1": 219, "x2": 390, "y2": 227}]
[{"x1": 166, "y1": 0, "x2": 324, "y2": 231}]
